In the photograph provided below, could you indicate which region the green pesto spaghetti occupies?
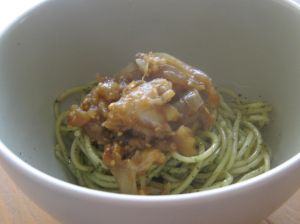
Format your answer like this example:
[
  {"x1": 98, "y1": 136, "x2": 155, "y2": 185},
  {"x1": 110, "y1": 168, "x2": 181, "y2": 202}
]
[
  {"x1": 54, "y1": 82, "x2": 271, "y2": 194},
  {"x1": 53, "y1": 52, "x2": 272, "y2": 195}
]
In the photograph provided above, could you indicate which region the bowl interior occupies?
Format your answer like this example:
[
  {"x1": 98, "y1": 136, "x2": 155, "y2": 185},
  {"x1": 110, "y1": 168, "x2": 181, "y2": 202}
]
[{"x1": 0, "y1": 0, "x2": 300, "y2": 182}]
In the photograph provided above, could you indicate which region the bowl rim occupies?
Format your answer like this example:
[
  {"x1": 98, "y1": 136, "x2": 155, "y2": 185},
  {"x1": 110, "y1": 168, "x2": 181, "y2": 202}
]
[
  {"x1": 0, "y1": 0, "x2": 300, "y2": 203},
  {"x1": 1, "y1": 138, "x2": 300, "y2": 203}
]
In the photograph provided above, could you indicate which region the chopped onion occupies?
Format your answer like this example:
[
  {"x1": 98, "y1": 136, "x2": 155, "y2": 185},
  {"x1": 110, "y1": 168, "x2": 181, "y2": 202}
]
[
  {"x1": 183, "y1": 89, "x2": 204, "y2": 112},
  {"x1": 173, "y1": 89, "x2": 204, "y2": 114}
]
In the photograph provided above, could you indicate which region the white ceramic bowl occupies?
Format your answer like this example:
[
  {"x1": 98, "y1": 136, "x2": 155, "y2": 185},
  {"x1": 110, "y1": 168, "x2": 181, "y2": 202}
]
[{"x1": 0, "y1": 0, "x2": 300, "y2": 223}]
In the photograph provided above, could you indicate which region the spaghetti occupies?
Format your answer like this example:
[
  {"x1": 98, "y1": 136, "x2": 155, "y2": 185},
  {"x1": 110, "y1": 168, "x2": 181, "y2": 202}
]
[{"x1": 54, "y1": 82, "x2": 271, "y2": 194}]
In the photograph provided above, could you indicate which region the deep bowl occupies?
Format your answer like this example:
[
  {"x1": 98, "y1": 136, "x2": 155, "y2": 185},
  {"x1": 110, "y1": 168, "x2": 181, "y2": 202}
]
[{"x1": 0, "y1": 0, "x2": 300, "y2": 224}]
